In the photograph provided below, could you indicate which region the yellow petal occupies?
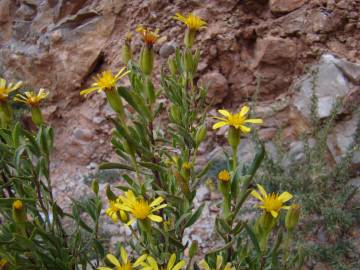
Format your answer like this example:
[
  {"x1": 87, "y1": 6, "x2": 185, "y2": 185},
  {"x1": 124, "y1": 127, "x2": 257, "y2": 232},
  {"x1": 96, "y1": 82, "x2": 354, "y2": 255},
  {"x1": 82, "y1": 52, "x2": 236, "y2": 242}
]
[
  {"x1": 151, "y1": 203, "x2": 167, "y2": 212},
  {"x1": 218, "y1": 109, "x2": 231, "y2": 117},
  {"x1": 270, "y1": 210, "x2": 278, "y2": 218},
  {"x1": 256, "y1": 184, "x2": 267, "y2": 198},
  {"x1": 120, "y1": 247, "x2": 128, "y2": 264},
  {"x1": 240, "y1": 125, "x2": 251, "y2": 133},
  {"x1": 282, "y1": 206, "x2": 291, "y2": 210},
  {"x1": 0, "y1": 78, "x2": 5, "y2": 88},
  {"x1": 173, "y1": 260, "x2": 186, "y2": 270},
  {"x1": 244, "y1": 118, "x2": 263, "y2": 124},
  {"x1": 167, "y1": 254, "x2": 176, "y2": 270},
  {"x1": 216, "y1": 255, "x2": 223, "y2": 270},
  {"x1": 239, "y1": 106, "x2": 249, "y2": 117},
  {"x1": 150, "y1": 196, "x2": 164, "y2": 207},
  {"x1": 106, "y1": 254, "x2": 120, "y2": 266},
  {"x1": 278, "y1": 192, "x2": 293, "y2": 202},
  {"x1": 199, "y1": 260, "x2": 211, "y2": 270},
  {"x1": 134, "y1": 254, "x2": 148, "y2": 267},
  {"x1": 80, "y1": 87, "x2": 100, "y2": 95},
  {"x1": 212, "y1": 121, "x2": 228, "y2": 129},
  {"x1": 97, "y1": 267, "x2": 112, "y2": 270},
  {"x1": 147, "y1": 256, "x2": 159, "y2": 270},
  {"x1": 250, "y1": 190, "x2": 263, "y2": 202},
  {"x1": 126, "y1": 218, "x2": 136, "y2": 226},
  {"x1": 148, "y1": 214, "x2": 163, "y2": 222}
]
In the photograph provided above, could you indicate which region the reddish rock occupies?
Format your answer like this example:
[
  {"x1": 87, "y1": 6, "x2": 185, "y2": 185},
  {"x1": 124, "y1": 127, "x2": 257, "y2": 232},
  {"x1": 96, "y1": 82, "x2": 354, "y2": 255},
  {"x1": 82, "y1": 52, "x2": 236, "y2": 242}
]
[
  {"x1": 253, "y1": 36, "x2": 297, "y2": 67},
  {"x1": 200, "y1": 71, "x2": 229, "y2": 105},
  {"x1": 270, "y1": 0, "x2": 307, "y2": 14}
]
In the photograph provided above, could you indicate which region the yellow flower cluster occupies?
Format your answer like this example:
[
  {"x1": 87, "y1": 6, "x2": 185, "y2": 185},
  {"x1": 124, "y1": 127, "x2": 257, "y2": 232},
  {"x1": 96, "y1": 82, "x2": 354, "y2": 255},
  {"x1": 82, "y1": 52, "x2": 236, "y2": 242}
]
[{"x1": 105, "y1": 190, "x2": 167, "y2": 225}]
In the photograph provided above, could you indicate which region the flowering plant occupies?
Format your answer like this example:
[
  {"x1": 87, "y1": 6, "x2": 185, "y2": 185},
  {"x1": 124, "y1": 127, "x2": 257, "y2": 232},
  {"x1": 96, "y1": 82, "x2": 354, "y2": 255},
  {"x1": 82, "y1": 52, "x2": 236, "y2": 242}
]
[{"x1": 0, "y1": 13, "x2": 303, "y2": 270}]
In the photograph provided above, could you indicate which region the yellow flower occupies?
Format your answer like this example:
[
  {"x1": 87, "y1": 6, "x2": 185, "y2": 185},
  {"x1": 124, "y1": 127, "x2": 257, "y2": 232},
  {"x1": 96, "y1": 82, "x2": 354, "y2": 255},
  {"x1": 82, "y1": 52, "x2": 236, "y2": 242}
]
[
  {"x1": 0, "y1": 78, "x2": 23, "y2": 102},
  {"x1": 140, "y1": 254, "x2": 185, "y2": 270},
  {"x1": 12, "y1": 200, "x2": 23, "y2": 210},
  {"x1": 182, "y1": 162, "x2": 191, "y2": 170},
  {"x1": 174, "y1": 13, "x2": 206, "y2": 31},
  {"x1": 14, "y1": 88, "x2": 49, "y2": 107},
  {"x1": 136, "y1": 25, "x2": 159, "y2": 46},
  {"x1": 118, "y1": 190, "x2": 167, "y2": 225},
  {"x1": 217, "y1": 170, "x2": 230, "y2": 182},
  {"x1": 98, "y1": 247, "x2": 147, "y2": 270},
  {"x1": 80, "y1": 68, "x2": 129, "y2": 96},
  {"x1": 251, "y1": 184, "x2": 293, "y2": 218},
  {"x1": 199, "y1": 255, "x2": 234, "y2": 270},
  {"x1": 105, "y1": 200, "x2": 128, "y2": 223},
  {"x1": 212, "y1": 106, "x2": 263, "y2": 133}
]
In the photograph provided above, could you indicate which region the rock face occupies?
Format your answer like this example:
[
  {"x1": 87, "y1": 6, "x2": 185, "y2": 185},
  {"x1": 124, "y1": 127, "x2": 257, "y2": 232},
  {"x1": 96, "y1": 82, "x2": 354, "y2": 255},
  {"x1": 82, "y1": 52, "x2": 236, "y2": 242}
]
[
  {"x1": 292, "y1": 54, "x2": 359, "y2": 119},
  {"x1": 201, "y1": 71, "x2": 229, "y2": 104},
  {"x1": 270, "y1": 0, "x2": 307, "y2": 14}
]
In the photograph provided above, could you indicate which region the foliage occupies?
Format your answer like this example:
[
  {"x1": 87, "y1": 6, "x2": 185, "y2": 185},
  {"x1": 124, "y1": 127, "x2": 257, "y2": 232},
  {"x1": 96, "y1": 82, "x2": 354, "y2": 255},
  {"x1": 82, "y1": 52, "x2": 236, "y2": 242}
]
[{"x1": 0, "y1": 13, "x2": 303, "y2": 270}]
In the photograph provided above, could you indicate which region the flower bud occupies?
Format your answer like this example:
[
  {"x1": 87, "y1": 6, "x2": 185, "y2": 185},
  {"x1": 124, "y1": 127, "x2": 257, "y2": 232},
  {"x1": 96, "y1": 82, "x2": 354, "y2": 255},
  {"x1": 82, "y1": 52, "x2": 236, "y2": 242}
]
[
  {"x1": 91, "y1": 179, "x2": 99, "y2": 195},
  {"x1": 0, "y1": 102, "x2": 12, "y2": 128},
  {"x1": 140, "y1": 46, "x2": 154, "y2": 75},
  {"x1": 189, "y1": 240, "x2": 198, "y2": 258},
  {"x1": 167, "y1": 55, "x2": 177, "y2": 75},
  {"x1": 195, "y1": 125, "x2": 206, "y2": 146},
  {"x1": 170, "y1": 105, "x2": 181, "y2": 123},
  {"x1": 184, "y1": 29, "x2": 196, "y2": 48},
  {"x1": 121, "y1": 44, "x2": 132, "y2": 65},
  {"x1": 174, "y1": 171, "x2": 190, "y2": 196},
  {"x1": 285, "y1": 204, "x2": 300, "y2": 232},
  {"x1": 119, "y1": 210, "x2": 128, "y2": 223},
  {"x1": 12, "y1": 200, "x2": 27, "y2": 224},
  {"x1": 227, "y1": 126, "x2": 240, "y2": 151},
  {"x1": 183, "y1": 49, "x2": 193, "y2": 73},
  {"x1": 181, "y1": 162, "x2": 191, "y2": 180},
  {"x1": 105, "y1": 88, "x2": 125, "y2": 120}
]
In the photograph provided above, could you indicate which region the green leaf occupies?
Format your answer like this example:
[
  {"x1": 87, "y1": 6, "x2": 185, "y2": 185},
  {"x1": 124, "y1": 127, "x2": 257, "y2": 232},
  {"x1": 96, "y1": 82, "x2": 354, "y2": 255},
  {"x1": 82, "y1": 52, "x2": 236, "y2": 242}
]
[
  {"x1": 185, "y1": 203, "x2": 205, "y2": 228},
  {"x1": 245, "y1": 224, "x2": 261, "y2": 255},
  {"x1": 99, "y1": 162, "x2": 135, "y2": 172}
]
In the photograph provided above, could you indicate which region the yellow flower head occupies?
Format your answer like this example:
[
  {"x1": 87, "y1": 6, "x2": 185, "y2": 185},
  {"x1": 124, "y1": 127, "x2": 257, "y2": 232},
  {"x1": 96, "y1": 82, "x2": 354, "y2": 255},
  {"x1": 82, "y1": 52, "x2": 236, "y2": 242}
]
[
  {"x1": 217, "y1": 170, "x2": 230, "y2": 182},
  {"x1": 199, "y1": 255, "x2": 234, "y2": 270},
  {"x1": 105, "y1": 200, "x2": 127, "y2": 223},
  {"x1": 182, "y1": 162, "x2": 191, "y2": 170},
  {"x1": 136, "y1": 25, "x2": 159, "y2": 46},
  {"x1": 251, "y1": 184, "x2": 293, "y2": 218},
  {"x1": 80, "y1": 68, "x2": 129, "y2": 96},
  {"x1": 174, "y1": 13, "x2": 207, "y2": 31},
  {"x1": 0, "y1": 78, "x2": 23, "y2": 102},
  {"x1": 14, "y1": 88, "x2": 49, "y2": 107},
  {"x1": 98, "y1": 247, "x2": 147, "y2": 270},
  {"x1": 118, "y1": 190, "x2": 167, "y2": 225},
  {"x1": 212, "y1": 106, "x2": 263, "y2": 133},
  {"x1": 140, "y1": 254, "x2": 185, "y2": 270},
  {"x1": 12, "y1": 199, "x2": 23, "y2": 210}
]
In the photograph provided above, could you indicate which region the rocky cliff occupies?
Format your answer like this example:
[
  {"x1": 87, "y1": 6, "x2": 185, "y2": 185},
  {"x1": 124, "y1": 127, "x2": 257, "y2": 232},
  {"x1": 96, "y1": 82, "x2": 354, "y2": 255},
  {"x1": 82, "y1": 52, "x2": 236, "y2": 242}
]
[{"x1": 0, "y1": 0, "x2": 359, "y2": 201}]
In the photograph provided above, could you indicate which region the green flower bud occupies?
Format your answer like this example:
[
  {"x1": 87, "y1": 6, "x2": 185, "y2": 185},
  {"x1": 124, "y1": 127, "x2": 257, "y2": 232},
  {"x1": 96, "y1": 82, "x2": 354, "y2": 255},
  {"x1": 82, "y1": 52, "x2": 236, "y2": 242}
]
[
  {"x1": 0, "y1": 102, "x2": 12, "y2": 128},
  {"x1": 12, "y1": 200, "x2": 27, "y2": 224},
  {"x1": 174, "y1": 171, "x2": 190, "y2": 196},
  {"x1": 227, "y1": 126, "x2": 240, "y2": 151},
  {"x1": 119, "y1": 210, "x2": 128, "y2": 223},
  {"x1": 285, "y1": 204, "x2": 300, "y2": 232},
  {"x1": 30, "y1": 106, "x2": 44, "y2": 126},
  {"x1": 189, "y1": 240, "x2": 199, "y2": 258},
  {"x1": 140, "y1": 46, "x2": 154, "y2": 75},
  {"x1": 167, "y1": 55, "x2": 177, "y2": 75},
  {"x1": 183, "y1": 49, "x2": 193, "y2": 73},
  {"x1": 105, "y1": 88, "x2": 126, "y2": 120},
  {"x1": 195, "y1": 125, "x2": 207, "y2": 146},
  {"x1": 184, "y1": 29, "x2": 196, "y2": 48},
  {"x1": 91, "y1": 179, "x2": 99, "y2": 195},
  {"x1": 121, "y1": 44, "x2": 132, "y2": 65}
]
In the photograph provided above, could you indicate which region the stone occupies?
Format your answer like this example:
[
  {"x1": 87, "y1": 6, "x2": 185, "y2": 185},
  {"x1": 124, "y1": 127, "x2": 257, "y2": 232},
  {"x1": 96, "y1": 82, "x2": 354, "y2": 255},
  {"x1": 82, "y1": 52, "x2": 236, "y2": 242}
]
[
  {"x1": 0, "y1": 0, "x2": 11, "y2": 24},
  {"x1": 327, "y1": 115, "x2": 360, "y2": 168},
  {"x1": 253, "y1": 36, "x2": 297, "y2": 67},
  {"x1": 159, "y1": 41, "x2": 176, "y2": 58},
  {"x1": 313, "y1": 262, "x2": 333, "y2": 270},
  {"x1": 200, "y1": 71, "x2": 229, "y2": 105},
  {"x1": 292, "y1": 54, "x2": 352, "y2": 119},
  {"x1": 333, "y1": 58, "x2": 360, "y2": 84},
  {"x1": 270, "y1": 0, "x2": 306, "y2": 14}
]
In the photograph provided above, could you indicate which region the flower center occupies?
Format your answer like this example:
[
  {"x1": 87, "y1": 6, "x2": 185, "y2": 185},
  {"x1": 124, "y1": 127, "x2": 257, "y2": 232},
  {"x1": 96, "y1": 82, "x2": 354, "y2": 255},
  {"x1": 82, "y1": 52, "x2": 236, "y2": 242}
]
[
  {"x1": 132, "y1": 200, "x2": 151, "y2": 219},
  {"x1": 217, "y1": 170, "x2": 230, "y2": 182},
  {"x1": 96, "y1": 71, "x2": 116, "y2": 91},
  {"x1": 117, "y1": 262, "x2": 132, "y2": 270},
  {"x1": 263, "y1": 194, "x2": 283, "y2": 212},
  {"x1": 227, "y1": 114, "x2": 245, "y2": 128}
]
